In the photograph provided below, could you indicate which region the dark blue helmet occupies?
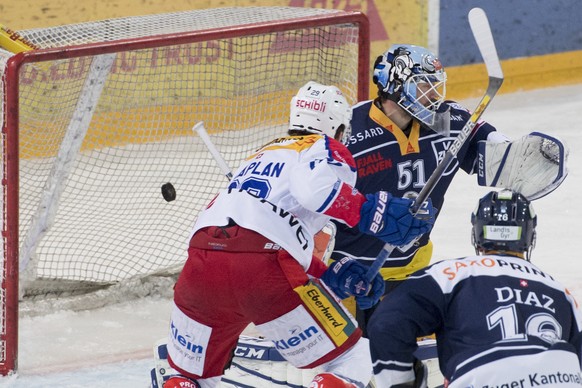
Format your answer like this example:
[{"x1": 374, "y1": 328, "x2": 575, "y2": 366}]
[{"x1": 471, "y1": 190, "x2": 537, "y2": 260}]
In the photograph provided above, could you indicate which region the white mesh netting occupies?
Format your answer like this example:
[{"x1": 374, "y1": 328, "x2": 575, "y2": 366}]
[{"x1": 0, "y1": 7, "x2": 364, "y2": 311}]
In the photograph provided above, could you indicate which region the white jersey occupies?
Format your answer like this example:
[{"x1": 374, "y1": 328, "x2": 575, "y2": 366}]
[{"x1": 192, "y1": 134, "x2": 363, "y2": 271}]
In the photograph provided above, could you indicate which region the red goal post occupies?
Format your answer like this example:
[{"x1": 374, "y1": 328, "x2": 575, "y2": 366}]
[{"x1": 0, "y1": 7, "x2": 369, "y2": 375}]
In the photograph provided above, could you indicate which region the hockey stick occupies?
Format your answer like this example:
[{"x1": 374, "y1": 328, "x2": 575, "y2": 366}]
[
  {"x1": 193, "y1": 121, "x2": 233, "y2": 181},
  {"x1": 0, "y1": 23, "x2": 40, "y2": 53},
  {"x1": 366, "y1": 7, "x2": 504, "y2": 281},
  {"x1": 193, "y1": 121, "x2": 338, "y2": 263}
]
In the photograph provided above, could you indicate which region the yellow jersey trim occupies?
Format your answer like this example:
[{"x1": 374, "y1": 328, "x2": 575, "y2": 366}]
[{"x1": 369, "y1": 103, "x2": 420, "y2": 155}]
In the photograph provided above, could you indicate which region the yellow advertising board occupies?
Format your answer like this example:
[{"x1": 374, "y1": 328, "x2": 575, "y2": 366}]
[
  {"x1": 3, "y1": 0, "x2": 427, "y2": 101},
  {"x1": 4, "y1": 0, "x2": 582, "y2": 99}
]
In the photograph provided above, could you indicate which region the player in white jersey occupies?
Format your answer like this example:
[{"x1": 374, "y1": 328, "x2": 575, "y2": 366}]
[
  {"x1": 367, "y1": 189, "x2": 582, "y2": 387},
  {"x1": 162, "y1": 81, "x2": 436, "y2": 388}
]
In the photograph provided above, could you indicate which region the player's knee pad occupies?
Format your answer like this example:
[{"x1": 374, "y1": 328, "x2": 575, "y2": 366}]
[{"x1": 309, "y1": 373, "x2": 357, "y2": 388}]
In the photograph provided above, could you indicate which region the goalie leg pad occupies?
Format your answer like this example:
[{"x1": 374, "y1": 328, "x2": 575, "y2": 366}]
[
  {"x1": 153, "y1": 336, "x2": 324, "y2": 388},
  {"x1": 152, "y1": 336, "x2": 445, "y2": 388},
  {"x1": 477, "y1": 132, "x2": 568, "y2": 199}
]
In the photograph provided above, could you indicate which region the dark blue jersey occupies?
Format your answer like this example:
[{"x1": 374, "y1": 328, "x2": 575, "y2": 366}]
[
  {"x1": 368, "y1": 255, "x2": 582, "y2": 385},
  {"x1": 332, "y1": 99, "x2": 496, "y2": 272}
]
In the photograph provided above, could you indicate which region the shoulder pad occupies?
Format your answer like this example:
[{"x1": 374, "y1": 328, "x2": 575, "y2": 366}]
[{"x1": 444, "y1": 100, "x2": 471, "y2": 114}]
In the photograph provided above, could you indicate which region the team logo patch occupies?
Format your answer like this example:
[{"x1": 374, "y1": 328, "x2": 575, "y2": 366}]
[{"x1": 430, "y1": 138, "x2": 459, "y2": 176}]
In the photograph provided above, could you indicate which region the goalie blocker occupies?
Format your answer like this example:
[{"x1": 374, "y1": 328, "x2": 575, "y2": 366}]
[
  {"x1": 477, "y1": 132, "x2": 568, "y2": 200},
  {"x1": 150, "y1": 336, "x2": 444, "y2": 388}
]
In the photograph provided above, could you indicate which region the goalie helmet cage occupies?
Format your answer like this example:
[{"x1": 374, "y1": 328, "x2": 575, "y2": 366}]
[{"x1": 0, "y1": 7, "x2": 369, "y2": 375}]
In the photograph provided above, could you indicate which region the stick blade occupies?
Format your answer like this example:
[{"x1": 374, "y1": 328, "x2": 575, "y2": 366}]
[{"x1": 469, "y1": 8, "x2": 503, "y2": 79}]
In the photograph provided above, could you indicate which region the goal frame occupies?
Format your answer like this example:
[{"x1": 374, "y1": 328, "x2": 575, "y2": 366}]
[{"x1": 1, "y1": 11, "x2": 370, "y2": 375}]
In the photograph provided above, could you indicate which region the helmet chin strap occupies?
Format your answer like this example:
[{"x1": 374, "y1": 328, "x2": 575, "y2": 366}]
[{"x1": 384, "y1": 90, "x2": 402, "y2": 103}]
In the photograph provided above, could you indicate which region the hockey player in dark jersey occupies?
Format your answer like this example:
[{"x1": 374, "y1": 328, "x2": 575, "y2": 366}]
[
  {"x1": 367, "y1": 190, "x2": 582, "y2": 387},
  {"x1": 331, "y1": 44, "x2": 568, "y2": 332}
]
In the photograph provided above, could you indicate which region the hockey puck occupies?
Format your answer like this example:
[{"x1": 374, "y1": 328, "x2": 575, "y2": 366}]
[{"x1": 161, "y1": 182, "x2": 176, "y2": 202}]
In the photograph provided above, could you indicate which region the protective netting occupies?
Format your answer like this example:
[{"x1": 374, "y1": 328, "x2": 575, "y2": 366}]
[
  {"x1": 0, "y1": 7, "x2": 364, "y2": 298},
  {"x1": 20, "y1": 7, "x2": 344, "y2": 48}
]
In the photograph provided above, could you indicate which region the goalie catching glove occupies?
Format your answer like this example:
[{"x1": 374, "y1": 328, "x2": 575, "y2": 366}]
[
  {"x1": 321, "y1": 256, "x2": 385, "y2": 309},
  {"x1": 477, "y1": 132, "x2": 568, "y2": 200},
  {"x1": 358, "y1": 191, "x2": 436, "y2": 246}
]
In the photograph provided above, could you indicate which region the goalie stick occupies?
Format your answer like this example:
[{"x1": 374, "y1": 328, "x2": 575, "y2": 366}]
[{"x1": 366, "y1": 7, "x2": 504, "y2": 281}]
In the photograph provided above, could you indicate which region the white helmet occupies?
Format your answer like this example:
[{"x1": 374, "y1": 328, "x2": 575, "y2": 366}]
[{"x1": 289, "y1": 81, "x2": 352, "y2": 138}]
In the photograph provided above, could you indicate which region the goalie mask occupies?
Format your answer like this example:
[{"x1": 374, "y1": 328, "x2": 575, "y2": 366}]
[
  {"x1": 289, "y1": 81, "x2": 352, "y2": 139},
  {"x1": 471, "y1": 190, "x2": 537, "y2": 260},
  {"x1": 373, "y1": 44, "x2": 446, "y2": 126}
]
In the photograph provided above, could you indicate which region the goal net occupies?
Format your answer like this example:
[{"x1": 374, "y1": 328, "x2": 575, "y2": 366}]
[{"x1": 0, "y1": 6, "x2": 369, "y2": 375}]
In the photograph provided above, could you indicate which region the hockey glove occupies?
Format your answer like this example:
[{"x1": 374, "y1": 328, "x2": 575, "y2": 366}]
[
  {"x1": 358, "y1": 191, "x2": 436, "y2": 247},
  {"x1": 321, "y1": 257, "x2": 381, "y2": 300},
  {"x1": 355, "y1": 272, "x2": 385, "y2": 310}
]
